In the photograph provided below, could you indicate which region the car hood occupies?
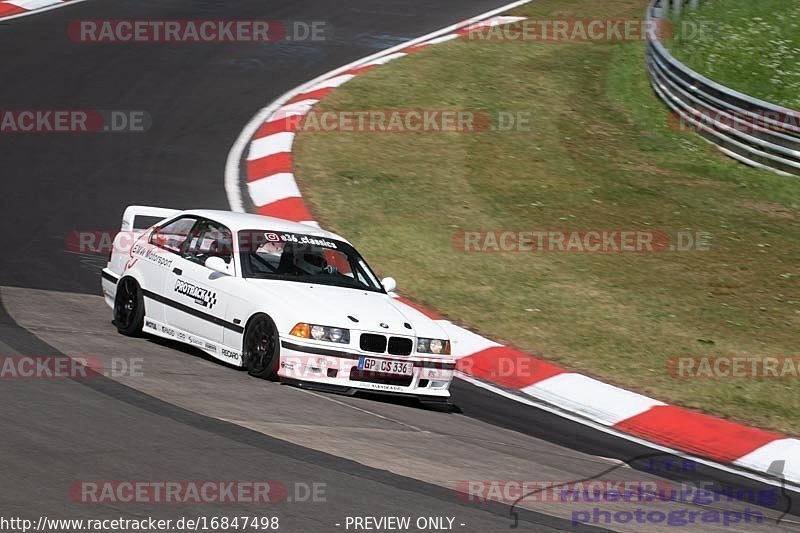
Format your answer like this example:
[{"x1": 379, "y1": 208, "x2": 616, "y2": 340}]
[{"x1": 245, "y1": 279, "x2": 447, "y2": 338}]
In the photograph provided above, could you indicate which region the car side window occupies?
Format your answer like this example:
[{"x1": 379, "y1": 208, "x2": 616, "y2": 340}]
[
  {"x1": 150, "y1": 217, "x2": 197, "y2": 254},
  {"x1": 182, "y1": 220, "x2": 234, "y2": 266}
]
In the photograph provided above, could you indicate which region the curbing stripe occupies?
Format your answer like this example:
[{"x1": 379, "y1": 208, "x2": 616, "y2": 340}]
[
  {"x1": 521, "y1": 373, "x2": 666, "y2": 426},
  {"x1": 435, "y1": 321, "x2": 501, "y2": 358},
  {"x1": 8, "y1": 0, "x2": 61, "y2": 9},
  {"x1": 0, "y1": 2, "x2": 24, "y2": 15},
  {"x1": 248, "y1": 172, "x2": 301, "y2": 207},
  {"x1": 248, "y1": 132, "x2": 295, "y2": 161},
  {"x1": 613, "y1": 405, "x2": 783, "y2": 464},
  {"x1": 247, "y1": 152, "x2": 293, "y2": 182},
  {"x1": 734, "y1": 439, "x2": 800, "y2": 483},
  {"x1": 0, "y1": 0, "x2": 81, "y2": 20},
  {"x1": 287, "y1": 88, "x2": 332, "y2": 105},
  {"x1": 254, "y1": 196, "x2": 313, "y2": 223},
  {"x1": 456, "y1": 345, "x2": 566, "y2": 389}
]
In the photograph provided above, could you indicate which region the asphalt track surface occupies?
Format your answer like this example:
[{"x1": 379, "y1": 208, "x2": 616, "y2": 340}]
[{"x1": 1, "y1": 1, "x2": 799, "y2": 532}]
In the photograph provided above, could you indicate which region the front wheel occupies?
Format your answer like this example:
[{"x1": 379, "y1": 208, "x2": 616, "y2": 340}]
[
  {"x1": 114, "y1": 277, "x2": 145, "y2": 337},
  {"x1": 242, "y1": 314, "x2": 280, "y2": 379}
]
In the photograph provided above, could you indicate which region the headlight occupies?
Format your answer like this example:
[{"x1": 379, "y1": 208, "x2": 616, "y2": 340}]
[
  {"x1": 417, "y1": 338, "x2": 451, "y2": 355},
  {"x1": 290, "y1": 323, "x2": 350, "y2": 344}
]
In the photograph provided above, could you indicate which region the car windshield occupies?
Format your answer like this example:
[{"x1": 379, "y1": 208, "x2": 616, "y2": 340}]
[{"x1": 238, "y1": 230, "x2": 384, "y2": 292}]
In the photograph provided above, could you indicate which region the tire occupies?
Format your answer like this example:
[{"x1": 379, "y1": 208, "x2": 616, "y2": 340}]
[
  {"x1": 114, "y1": 277, "x2": 145, "y2": 337},
  {"x1": 242, "y1": 314, "x2": 280, "y2": 379}
]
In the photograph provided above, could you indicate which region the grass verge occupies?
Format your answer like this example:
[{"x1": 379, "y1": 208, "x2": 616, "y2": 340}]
[
  {"x1": 669, "y1": 0, "x2": 800, "y2": 109},
  {"x1": 293, "y1": 0, "x2": 800, "y2": 434}
]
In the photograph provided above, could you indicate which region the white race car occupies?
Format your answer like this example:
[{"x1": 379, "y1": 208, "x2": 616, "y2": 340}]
[{"x1": 101, "y1": 206, "x2": 454, "y2": 402}]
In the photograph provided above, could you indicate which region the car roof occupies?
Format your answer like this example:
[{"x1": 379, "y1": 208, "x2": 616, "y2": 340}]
[{"x1": 181, "y1": 210, "x2": 350, "y2": 244}]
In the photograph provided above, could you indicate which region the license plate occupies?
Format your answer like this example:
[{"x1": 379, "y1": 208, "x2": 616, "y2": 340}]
[{"x1": 358, "y1": 356, "x2": 413, "y2": 376}]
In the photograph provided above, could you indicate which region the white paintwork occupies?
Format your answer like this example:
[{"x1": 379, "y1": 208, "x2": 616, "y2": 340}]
[
  {"x1": 103, "y1": 207, "x2": 454, "y2": 398},
  {"x1": 521, "y1": 373, "x2": 666, "y2": 426}
]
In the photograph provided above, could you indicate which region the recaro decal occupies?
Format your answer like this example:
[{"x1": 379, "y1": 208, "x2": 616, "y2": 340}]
[{"x1": 221, "y1": 348, "x2": 240, "y2": 361}]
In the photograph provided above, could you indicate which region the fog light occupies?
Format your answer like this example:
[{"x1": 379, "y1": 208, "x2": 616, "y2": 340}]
[{"x1": 430, "y1": 380, "x2": 449, "y2": 389}]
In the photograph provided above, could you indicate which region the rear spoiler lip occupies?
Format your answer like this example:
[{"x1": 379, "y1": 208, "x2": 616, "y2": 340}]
[{"x1": 121, "y1": 206, "x2": 181, "y2": 231}]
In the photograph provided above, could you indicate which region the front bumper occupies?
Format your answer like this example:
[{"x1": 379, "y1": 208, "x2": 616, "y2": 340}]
[{"x1": 277, "y1": 339, "x2": 454, "y2": 399}]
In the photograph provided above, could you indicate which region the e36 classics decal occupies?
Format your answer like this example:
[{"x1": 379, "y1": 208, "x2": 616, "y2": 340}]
[
  {"x1": 174, "y1": 279, "x2": 217, "y2": 309},
  {"x1": 264, "y1": 231, "x2": 338, "y2": 249}
]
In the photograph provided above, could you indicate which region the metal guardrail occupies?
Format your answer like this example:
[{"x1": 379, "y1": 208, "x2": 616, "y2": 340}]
[{"x1": 645, "y1": 0, "x2": 800, "y2": 176}]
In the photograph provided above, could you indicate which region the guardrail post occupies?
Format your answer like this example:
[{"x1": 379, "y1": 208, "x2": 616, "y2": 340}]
[
  {"x1": 689, "y1": 0, "x2": 699, "y2": 8},
  {"x1": 672, "y1": 0, "x2": 683, "y2": 15}
]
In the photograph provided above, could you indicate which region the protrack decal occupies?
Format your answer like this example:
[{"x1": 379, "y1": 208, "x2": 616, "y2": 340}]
[{"x1": 174, "y1": 280, "x2": 217, "y2": 309}]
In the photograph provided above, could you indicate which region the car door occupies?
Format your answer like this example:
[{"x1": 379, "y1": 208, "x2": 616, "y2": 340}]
[
  {"x1": 131, "y1": 215, "x2": 198, "y2": 324},
  {"x1": 163, "y1": 218, "x2": 235, "y2": 347}
]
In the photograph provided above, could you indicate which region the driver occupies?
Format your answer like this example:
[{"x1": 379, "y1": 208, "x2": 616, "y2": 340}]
[{"x1": 292, "y1": 246, "x2": 337, "y2": 275}]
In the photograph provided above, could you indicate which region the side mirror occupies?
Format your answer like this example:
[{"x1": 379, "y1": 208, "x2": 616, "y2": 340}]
[
  {"x1": 205, "y1": 256, "x2": 230, "y2": 275},
  {"x1": 381, "y1": 277, "x2": 397, "y2": 293}
]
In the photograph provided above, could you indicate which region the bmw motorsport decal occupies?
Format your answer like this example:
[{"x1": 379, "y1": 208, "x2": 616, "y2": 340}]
[{"x1": 174, "y1": 279, "x2": 217, "y2": 309}]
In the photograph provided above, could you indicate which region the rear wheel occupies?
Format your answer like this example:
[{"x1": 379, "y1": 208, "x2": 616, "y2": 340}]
[
  {"x1": 242, "y1": 315, "x2": 280, "y2": 379},
  {"x1": 114, "y1": 277, "x2": 144, "y2": 337}
]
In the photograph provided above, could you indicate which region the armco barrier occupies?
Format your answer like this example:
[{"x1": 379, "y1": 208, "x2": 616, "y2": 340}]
[{"x1": 646, "y1": 0, "x2": 800, "y2": 176}]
